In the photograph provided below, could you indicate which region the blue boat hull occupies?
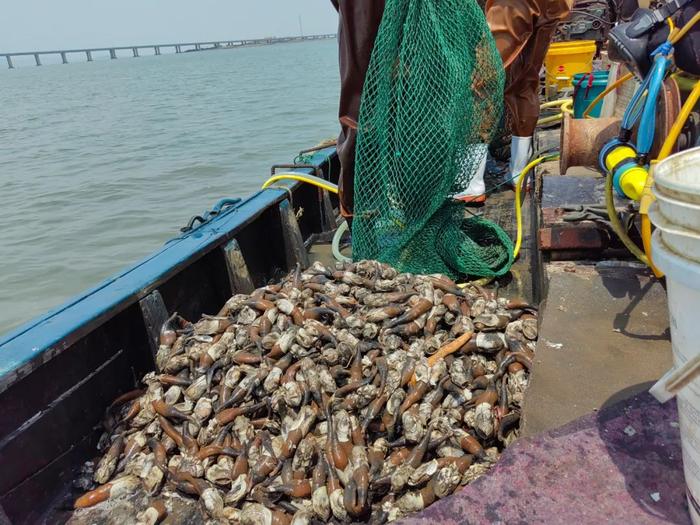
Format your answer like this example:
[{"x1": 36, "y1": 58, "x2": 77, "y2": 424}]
[{"x1": 0, "y1": 147, "x2": 339, "y2": 524}]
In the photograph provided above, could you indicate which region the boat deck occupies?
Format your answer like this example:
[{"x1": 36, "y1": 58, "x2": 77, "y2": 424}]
[{"x1": 402, "y1": 391, "x2": 686, "y2": 524}]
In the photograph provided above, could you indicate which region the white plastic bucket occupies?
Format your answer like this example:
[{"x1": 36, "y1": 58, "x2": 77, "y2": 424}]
[
  {"x1": 651, "y1": 146, "x2": 700, "y2": 263},
  {"x1": 653, "y1": 146, "x2": 700, "y2": 205},
  {"x1": 648, "y1": 204, "x2": 700, "y2": 264},
  {"x1": 650, "y1": 147, "x2": 700, "y2": 522},
  {"x1": 652, "y1": 233, "x2": 700, "y2": 524}
]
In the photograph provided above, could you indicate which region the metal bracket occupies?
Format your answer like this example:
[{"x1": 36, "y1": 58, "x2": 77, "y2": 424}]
[
  {"x1": 138, "y1": 290, "x2": 169, "y2": 368},
  {"x1": 271, "y1": 163, "x2": 336, "y2": 232},
  {"x1": 279, "y1": 199, "x2": 310, "y2": 270},
  {"x1": 222, "y1": 239, "x2": 255, "y2": 294}
]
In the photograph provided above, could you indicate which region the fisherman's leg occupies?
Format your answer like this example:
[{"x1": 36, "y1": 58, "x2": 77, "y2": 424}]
[
  {"x1": 453, "y1": 144, "x2": 488, "y2": 203},
  {"x1": 488, "y1": 0, "x2": 573, "y2": 186},
  {"x1": 505, "y1": 47, "x2": 537, "y2": 186},
  {"x1": 486, "y1": 0, "x2": 536, "y2": 186},
  {"x1": 511, "y1": 0, "x2": 573, "y2": 138},
  {"x1": 335, "y1": 0, "x2": 385, "y2": 224}
]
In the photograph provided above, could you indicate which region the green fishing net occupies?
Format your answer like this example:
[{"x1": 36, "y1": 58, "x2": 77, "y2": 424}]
[{"x1": 352, "y1": 0, "x2": 513, "y2": 278}]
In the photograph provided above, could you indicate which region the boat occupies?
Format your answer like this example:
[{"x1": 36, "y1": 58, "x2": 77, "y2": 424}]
[
  {"x1": 0, "y1": 148, "x2": 341, "y2": 523},
  {"x1": 1, "y1": 8, "x2": 698, "y2": 521},
  {"x1": 0, "y1": 129, "x2": 690, "y2": 523}
]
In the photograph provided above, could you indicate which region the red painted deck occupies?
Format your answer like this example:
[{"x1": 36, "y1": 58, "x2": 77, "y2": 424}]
[{"x1": 402, "y1": 392, "x2": 689, "y2": 524}]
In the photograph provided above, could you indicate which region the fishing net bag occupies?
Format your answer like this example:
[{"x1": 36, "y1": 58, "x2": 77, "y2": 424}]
[{"x1": 352, "y1": 0, "x2": 513, "y2": 278}]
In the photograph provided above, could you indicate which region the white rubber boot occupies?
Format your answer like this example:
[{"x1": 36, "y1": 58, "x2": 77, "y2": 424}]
[
  {"x1": 508, "y1": 136, "x2": 533, "y2": 188},
  {"x1": 454, "y1": 145, "x2": 487, "y2": 203}
]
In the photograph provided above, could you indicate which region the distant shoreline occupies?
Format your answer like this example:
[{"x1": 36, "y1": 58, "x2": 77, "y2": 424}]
[{"x1": 1, "y1": 34, "x2": 336, "y2": 69}]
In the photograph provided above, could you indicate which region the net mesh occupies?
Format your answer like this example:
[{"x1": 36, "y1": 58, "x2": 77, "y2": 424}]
[{"x1": 352, "y1": 0, "x2": 513, "y2": 279}]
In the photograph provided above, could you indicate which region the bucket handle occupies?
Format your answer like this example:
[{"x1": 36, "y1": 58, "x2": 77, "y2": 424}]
[
  {"x1": 575, "y1": 72, "x2": 595, "y2": 99},
  {"x1": 650, "y1": 354, "x2": 700, "y2": 403}
]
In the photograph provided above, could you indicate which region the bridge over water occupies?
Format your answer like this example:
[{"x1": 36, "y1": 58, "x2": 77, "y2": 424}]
[{"x1": 2, "y1": 34, "x2": 336, "y2": 69}]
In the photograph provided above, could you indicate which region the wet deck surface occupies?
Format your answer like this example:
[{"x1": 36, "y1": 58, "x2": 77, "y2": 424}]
[
  {"x1": 522, "y1": 262, "x2": 673, "y2": 436},
  {"x1": 402, "y1": 391, "x2": 688, "y2": 525}
]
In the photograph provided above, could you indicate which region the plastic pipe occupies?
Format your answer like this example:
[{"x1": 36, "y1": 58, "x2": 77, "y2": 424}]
[
  {"x1": 540, "y1": 99, "x2": 572, "y2": 109},
  {"x1": 332, "y1": 220, "x2": 352, "y2": 263},
  {"x1": 622, "y1": 73, "x2": 652, "y2": 130},
  {"x1": 637, "y1": 55, "x2": 670, "y2": 156},
  {"x1": 537, "y1": 100, "x2": 574, "y2": 127}
]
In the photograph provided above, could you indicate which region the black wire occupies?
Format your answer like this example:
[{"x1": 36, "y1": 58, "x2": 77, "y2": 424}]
[{"x1": 569, "y1": 9, "x2": 614, "y2": 25}]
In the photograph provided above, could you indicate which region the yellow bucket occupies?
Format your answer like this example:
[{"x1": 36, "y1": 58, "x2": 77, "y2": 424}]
[{"x1": 544, "y1": 40, "x2": 597, "y2": 91}]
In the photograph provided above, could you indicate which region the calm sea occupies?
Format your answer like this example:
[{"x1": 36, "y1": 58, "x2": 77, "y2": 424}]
[{"x1": 0, "y1": 39, "x2": 340, "y2": 335}]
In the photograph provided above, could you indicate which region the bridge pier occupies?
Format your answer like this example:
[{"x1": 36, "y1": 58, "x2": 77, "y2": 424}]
[{"x1": 1, "y1": 35, "x2": 335, "y2": 70}]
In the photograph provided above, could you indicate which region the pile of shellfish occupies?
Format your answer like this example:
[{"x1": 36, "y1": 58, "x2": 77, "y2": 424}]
[{"x1": 72, "y1": 260, "x2": 536, "y2": 524}]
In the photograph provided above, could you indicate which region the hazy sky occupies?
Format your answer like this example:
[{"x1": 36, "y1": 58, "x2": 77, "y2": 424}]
[{"x1": 0, "y1": 1, "x2": 338, "y2": 52}]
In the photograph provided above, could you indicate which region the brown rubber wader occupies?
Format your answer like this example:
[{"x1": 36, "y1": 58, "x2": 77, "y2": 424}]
[{"x1": 486, "y1": 0, "x2": 573, "y2": 137}]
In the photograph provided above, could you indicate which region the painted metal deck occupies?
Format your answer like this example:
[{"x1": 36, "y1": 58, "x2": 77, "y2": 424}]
[{"x1": 403, "y1": 392, "x2": 688, "y2": 524}]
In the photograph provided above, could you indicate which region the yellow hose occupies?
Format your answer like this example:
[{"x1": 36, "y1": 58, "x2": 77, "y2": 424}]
[
  {"x1": 670, "y1": 11, "x2": 700, "y2": 44},
  {"x1": 537, "y1": 100, "x2": 573, "y2": 126},
  {"x1": 641, "y1": 79, "x2": 700, "y2": 276},
  {"x1": 583, "y1": 72, "x2": 634, "y2": 118},
  {"x1": 514, "y1": 154, "x2": 559, "y2": 259},
  {"x1": 540, "y1": 99, "x2": 572, "y2": 109},
  {"x1": 262, "y1": 172, "x2": 351, "y2": 262},
  {"x1": 641, "y1": 216, "x2": 661, "y2": 275},
  {"x1": 537, "y1": 113, "x2": 565, "y2": 126},
  {"x1": 605, "y1": 168, "x2": 650, "y2": 266},
  {"x1": 657, "y1": 79, "x2": 700, "y2": 161},
  {"x1": 262, "y1": 172, "x2": 339, "y2": 194}
]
